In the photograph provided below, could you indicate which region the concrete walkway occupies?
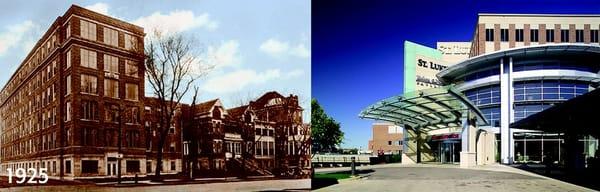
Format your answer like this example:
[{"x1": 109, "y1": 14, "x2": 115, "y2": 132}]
[{"x1": 315, "y1": 163, "x2": 595, "y2": 192}]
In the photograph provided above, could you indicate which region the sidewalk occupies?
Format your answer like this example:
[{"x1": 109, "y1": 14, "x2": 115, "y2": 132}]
[{"x1": 95, "y1": 175, "x2": 278, "y2": 187}]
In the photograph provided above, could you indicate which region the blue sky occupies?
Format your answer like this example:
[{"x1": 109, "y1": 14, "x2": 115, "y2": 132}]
[
  {"x1": 0, "y1": 0, "x2": 311, "y2": 122},
  {"x1": 312, "y1": 0, "x2": 600, "y2": 149}
]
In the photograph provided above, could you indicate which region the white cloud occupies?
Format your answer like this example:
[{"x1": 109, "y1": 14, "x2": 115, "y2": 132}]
[
  {"x1": 290, "y1": 43, "x2": 310, "y2": 58},
  {"x1": 201, "y1": 68, "x2": 305, "y2": 94},
  {"x1": 259, "y1": 38, "x2": 289, "y2": 56},
  {"x1": 134, "y1": 10, "x2": 218, "y2": 34},
  {"x1": 286, "y1": 69, "x2": 304, "y2": 78},
  {"x1": 84, "y1": 2, "x2": 109, "y2": 15},
  {"x1": 0, "y1": 20, "x2": 35, "y2": 56},
  {"x1": 202, "y1": 69, "x2": 281, "y2": 94},
  {"x1": 206, "y1": 40, "x2": 241, "y2": 69},
  {"x1": 259, "y1": 38, "x2": 310, "y2": 59}
]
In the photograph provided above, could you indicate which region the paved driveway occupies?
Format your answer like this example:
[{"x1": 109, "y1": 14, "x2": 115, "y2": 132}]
[{"x1": 315, "y1": 165, "x2": 594, "y2": 192}]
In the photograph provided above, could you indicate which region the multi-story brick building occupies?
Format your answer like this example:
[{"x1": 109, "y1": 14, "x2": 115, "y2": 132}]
[
  {"x1": 368, "y1": 122, "x2": 403, "y2": 155},
  {"x1": 143, "y1": 97, "x2": 186, "y2": 176},
  {"x1": 0, "y1": 5, "x2": 146, "y2": 179},
  {"x1": 470, "y1": 14, "x2": 600, "y2": 57}
]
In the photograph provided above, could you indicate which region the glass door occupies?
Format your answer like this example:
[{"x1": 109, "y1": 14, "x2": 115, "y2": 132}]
[{"x1": 439, "y1": 141, "x2": 459, "y2": 164}]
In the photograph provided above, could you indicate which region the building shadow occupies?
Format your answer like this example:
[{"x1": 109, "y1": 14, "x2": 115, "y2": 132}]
[{"x1": 511, "y1": 163, "x2": 600, "y2": 191}]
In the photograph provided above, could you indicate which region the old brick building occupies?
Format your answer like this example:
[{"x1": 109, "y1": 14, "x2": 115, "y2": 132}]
[
  {"x1": 0, "y1": 4, "x2": 310, "y2": 180},
  {"x1": 158, "y1": 92, "x2": 311, "y2": 178},
  {"x1": 143, "y1": 97, "x2": 186, "y2": 176},
  {"x1": 0, "y1": 5, "x2": 145, "y2": 179}
]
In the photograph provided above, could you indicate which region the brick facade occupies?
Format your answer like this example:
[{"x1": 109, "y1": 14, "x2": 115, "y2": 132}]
[
  {"x1": 0, "y1": 5, "x2": 145, "y2": 179},
  {"x1": 469, "y1": 14, "x2": 600, "y2": 57}
]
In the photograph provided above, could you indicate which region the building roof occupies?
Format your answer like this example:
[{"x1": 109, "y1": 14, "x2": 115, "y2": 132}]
[
  {"x1": 478, "y1": 13, "x2": 600, "y2": 17},
  {"x1": 437, "y1": 44, "x2": 600, "y2": 82},
  {"x1": 227, "y1": 105, "x2": 249, "y2": 118},
  {"x1": 193, "y1": 99, "x2": 219, "y2": 113}
]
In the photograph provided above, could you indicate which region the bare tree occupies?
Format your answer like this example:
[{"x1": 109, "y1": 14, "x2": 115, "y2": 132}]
[{"x1": 144, "y1": 31, "x2": 212, "y2": 180}]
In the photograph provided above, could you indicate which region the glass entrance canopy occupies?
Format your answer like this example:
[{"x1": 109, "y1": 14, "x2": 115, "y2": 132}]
[{"x1": 359, "y1": 86, "x2": 488, "y2": 131}]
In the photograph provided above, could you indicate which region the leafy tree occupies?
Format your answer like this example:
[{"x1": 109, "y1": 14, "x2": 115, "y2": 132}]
[{"x1": 311, "y1": 99, "x2": 343, "y2": 153}]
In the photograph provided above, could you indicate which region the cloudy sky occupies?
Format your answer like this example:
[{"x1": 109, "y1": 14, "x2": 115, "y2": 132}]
[{"x1": 0, "y1": 0, "x2": 311, "y2": 122}]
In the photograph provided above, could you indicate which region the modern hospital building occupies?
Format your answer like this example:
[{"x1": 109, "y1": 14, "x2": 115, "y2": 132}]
[{"x1": 360, "y1": 14, "x2": 600, "y2": 169}]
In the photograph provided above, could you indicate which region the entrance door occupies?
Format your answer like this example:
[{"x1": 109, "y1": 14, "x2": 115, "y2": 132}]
[
  {"x1": 440, "y1": 142, "x2": 457, "y2": 164},
  {"x1": 107, "y1": 159, "x2": 117, "y2": 176}
]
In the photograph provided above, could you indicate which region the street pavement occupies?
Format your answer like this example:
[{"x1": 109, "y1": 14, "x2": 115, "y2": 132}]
[
  {"x1": 315, "y1": 164, "x2": 595, "y2": 192},
  {"x1": 0, "y1": 179, "x2": 311, "y2": 192}
]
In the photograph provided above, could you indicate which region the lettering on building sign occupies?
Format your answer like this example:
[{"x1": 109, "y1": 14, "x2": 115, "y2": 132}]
[
  {"x1": 417, "y1": 59, "x2": 448, "y2": 71},
  {"x1": 416, "y1": 75, "x2": 442, "y2": 88},
  {"x1": 431, "y1": 133, "x2": 460, "y2": 141},
  {"x1": 438, "y1": 45, "x2": 470, "y2": 55}
]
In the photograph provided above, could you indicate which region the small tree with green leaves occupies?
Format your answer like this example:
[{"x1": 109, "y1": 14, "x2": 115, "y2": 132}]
[{"x1": 311, "y1": 99, "x2": 343, "y2": 154}]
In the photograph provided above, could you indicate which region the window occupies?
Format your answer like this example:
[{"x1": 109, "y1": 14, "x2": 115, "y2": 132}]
[
  {"x1": 103, "y1": 54, "x2": 118, "y2": 73},
  {"x1": 126, "y1": 160, "x2": 140, "y2": 173},
  {"x1": 170, "y1": 161, "x2": 175, "y2": 171},
  {"x1": 103, "y1": 27, "x2": 118, "y2": 47},
  {"x1": 66, "y1": 23, "x2": 71, "y2": 38},
  {"x1": 500, "y1": 29, "x2": 509, "y2": 42},
  {"x1": 65, "y1": 160, "x2": 71, "y2": 174},
  {"x1": 146, "y1": 161, "x2": 152, "y2": 173},
  {"x1": 127, "y1": 130, "x2": 139, "y2": 147},
  {"x1": 81, "y1": 100, "x2": 98, "y2": 120},
  {"x1": 80, "y1": 20, "x2": 97, "y2": 41},
  {"x1": 592, "y1": 30, "x2": 599, "y2": 43},
  {"x1": 66, "y1": 128, "x2": 71, "y2": 145},
  {"x1": 125, "y1": 83, "x2": 138, "y2": 100},
  {"x1": 546, "y1": 29, "x2": 554, "y2": 42},
  {"x1": 576, "y1": 29, "x2": 584, "y2": 42},
  {"x1": 388, "y1": 141, "x2": 392, "y2": 145},
  {"x1": 170, "y1": 142, "x2": 176, "y2": 152},
  {"x1": 104, "y1": 79, "x2": 119, "y2": 98},
  {"x1": 485, "y1": 28, "x2": 494, "y2": 41},
  {"x1": 169, "y1": 125, "x2": 175, "y2": 134},
  {"x1": 125, "y1": 60, "x2": 138, "y2": 77},
  {"x1": 80, "y1": 74, "x2": 98, "y2": 94},
  {"x1": 127, "y1": 107, "x2": 139, "y2": 124},
  {"x1": 464, "y1": 85, "x2": 501, "y2": 106},
  {"x1": 515, "y1": 29, "x2": 524, "y2": 42},
  {"x1": 65, "y1": 102, "x2": 72, "y2": 122},
  {"x1": 561, "y1": 29, "x2": 569, "y2": 42},
  {"x1": 66, "y1": 50, "x2": 71, "y2": 69},
  {"x1": 105, "y1": 104, "x2": 119, "y2": 123},
  {"x1": 81, "y1": 160, "x2": 98, "y2": 173},
  {"x1": 125, "y1": 34, "x2": 137, "y2": 50},
  {"x1": 65, "y1": 75, "x2": 71, "y2": 95},
  {"x1": 530, "y1": 29, "x2": 539, "y2": 42},
  {"x1": 80, "y1": 49, "x2": 97, "y2": 69},
  {"x1": 82, "y1": 127, "x2": 96, "y2": 146}
]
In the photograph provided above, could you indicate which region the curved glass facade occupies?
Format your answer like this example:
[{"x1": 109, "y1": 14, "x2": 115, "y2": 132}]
[
  {"x1": 461, "y1": 67, "x2": 593, "y2": 127},
  {"x1": 514, "y1": 80, "x2": 589, "y2": 102}
]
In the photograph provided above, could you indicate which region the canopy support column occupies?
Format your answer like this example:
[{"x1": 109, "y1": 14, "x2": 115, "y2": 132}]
[{"x1": 460, "y1": 110, "x2": 477, "y2": 168}]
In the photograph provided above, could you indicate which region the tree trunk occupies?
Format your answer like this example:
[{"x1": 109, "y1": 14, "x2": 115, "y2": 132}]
[{"x1": 153, "y1": 133, "x2": 167, "y2": 181}]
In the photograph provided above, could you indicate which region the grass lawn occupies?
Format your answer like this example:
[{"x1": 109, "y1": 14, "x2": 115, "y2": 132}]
[{"x1": 314, "y1": 172, "x2": 352, "y2": 180}]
